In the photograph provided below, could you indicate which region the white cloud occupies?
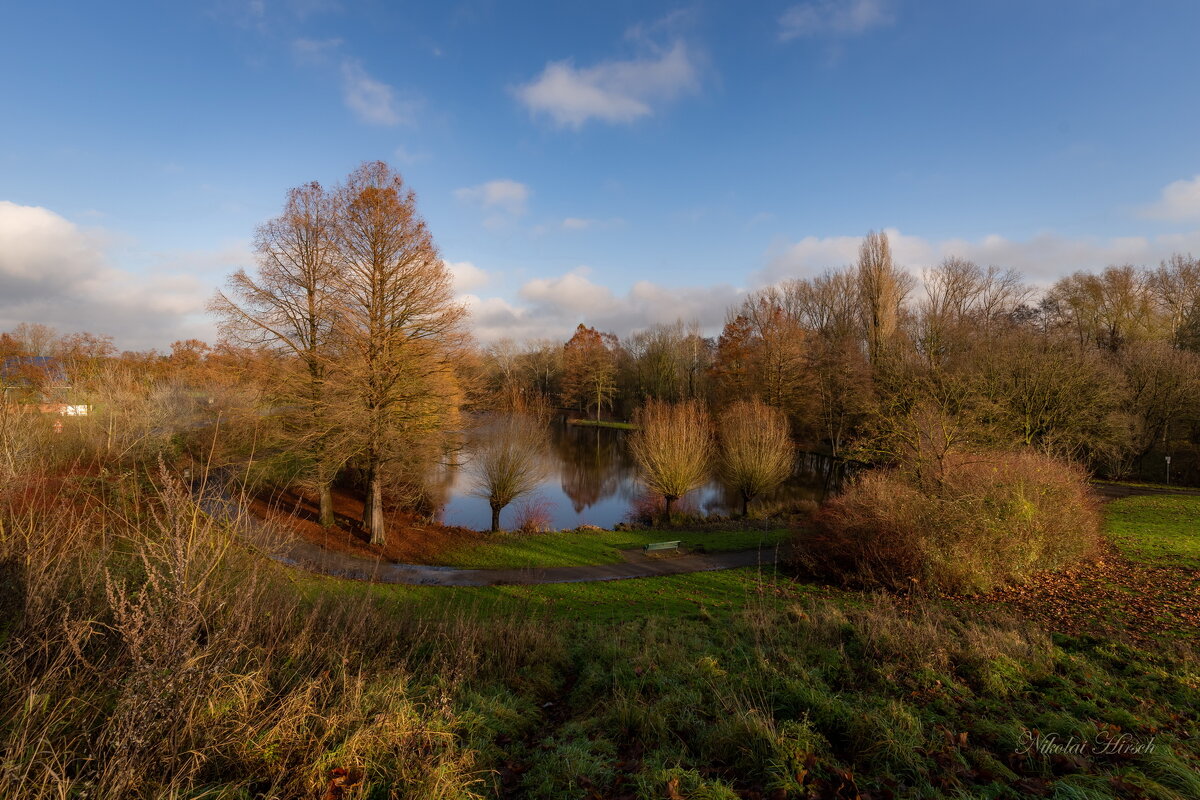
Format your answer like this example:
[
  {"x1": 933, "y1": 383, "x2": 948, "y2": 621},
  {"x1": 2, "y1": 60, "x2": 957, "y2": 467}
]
[
  {"x1": 340, "y1": 59, "x2": 408, "y2": 126},
  {"x1": 290, "y1": 40, "x2": 414, "y2": 127},
  {"x1": 462, "y1": 265, "x2": 738, "y2": 343},
  {"x1": 455, "y1": 179, "x2": 531, "y2": 228},
  {"x1": 515, "y1": 39, "x2": 699, "y2": 128},
  {"x1": 779, "y1": 0, "x2": 894, "y2": 40},
  {"x1": 560, "y1": 216, "x2": 623, "y2": 231},
  {"x1": 520, "y1": 267, "x2": 617, "y2": 315},
  {"x1": 393, "y1": 144, "x2": 429, "y2": 165},
  {"x1": 445, "y1": 260, "x2": 489, "y2": 293},
  {"x1": 758, "y1": 227, "x2": 1200, "y2": 286},
  {"x1": 455, "y1": 180, "x2": 530, "y2": 215},
  {"x1": 0, "y1": 202, "x2": 223, "y2": 349},
  {"x1": 1142, "y1": 174, "x2": 1200, "y2": 222}
]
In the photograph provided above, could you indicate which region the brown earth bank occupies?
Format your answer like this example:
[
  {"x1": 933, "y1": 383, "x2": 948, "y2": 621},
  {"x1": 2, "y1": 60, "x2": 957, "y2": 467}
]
[{"x1": 248, "y1": 484, "x2": 487, "y2": 564}]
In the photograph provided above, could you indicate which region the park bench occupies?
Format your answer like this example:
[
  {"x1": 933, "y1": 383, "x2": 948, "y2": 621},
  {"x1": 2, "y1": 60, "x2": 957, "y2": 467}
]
[{"x1": 644, "y1": 540, "x2": 681, "y2": 554}]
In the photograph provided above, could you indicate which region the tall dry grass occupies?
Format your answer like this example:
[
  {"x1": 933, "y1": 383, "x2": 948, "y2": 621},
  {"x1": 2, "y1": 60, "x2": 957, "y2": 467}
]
[
  {"x1": 793, "y1": 450, "x2": 1102, "y2": 593},
  {"x1": 0, "y1": 457, "x2": 562, "y2": 799}
]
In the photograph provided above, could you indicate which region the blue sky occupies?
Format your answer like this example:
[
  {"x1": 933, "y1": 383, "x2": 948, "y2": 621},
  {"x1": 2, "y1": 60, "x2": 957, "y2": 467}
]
[{"x1": 3, "y1": 0, "x2": 1200, "y2": 348}]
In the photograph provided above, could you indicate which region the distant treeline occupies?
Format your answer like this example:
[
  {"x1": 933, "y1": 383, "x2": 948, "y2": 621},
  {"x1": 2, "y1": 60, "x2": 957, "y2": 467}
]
[{"x1": 471, "y1": 233, "x2": 1200, "y2": 486}]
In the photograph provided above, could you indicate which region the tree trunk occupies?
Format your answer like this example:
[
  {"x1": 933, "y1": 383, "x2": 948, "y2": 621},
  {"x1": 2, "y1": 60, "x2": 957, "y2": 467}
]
[
  {"x1": 662, "y1": 495, "x2": 674, "y2": 527},
  {"x1": 362, "y1": 466, "x2": 374, "y2": 531},
  {"x1": 366, "y1": 464, "x2": 386, "y2": 545},
  {"x1": 490, "y1": 502, "x2": 502, "y2": 533},
  {"x1": 318, "y1": 481, "x2": 336, "y2": 528},
  {"x1": 741, "y1": 490, "x2": 750, "y2": 518}
]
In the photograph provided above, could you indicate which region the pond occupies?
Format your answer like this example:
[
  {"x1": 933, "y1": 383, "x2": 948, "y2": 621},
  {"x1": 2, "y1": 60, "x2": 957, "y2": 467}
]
[{"x1": 432, "y1": 417, "x2": 841, "y2": 531}]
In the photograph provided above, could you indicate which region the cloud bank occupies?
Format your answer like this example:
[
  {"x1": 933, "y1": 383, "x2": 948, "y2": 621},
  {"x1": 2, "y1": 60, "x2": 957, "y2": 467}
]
[
  {"x1": 1142, "y1": 174, "x2": 1200, "y2": 222},
  {"x1": 0, "y1": 202, "x2": 222, "y2": 350},
  {"x1": 515, "y1": 39, "x2": 699, "y2": 128},
  {"x1": 759, "y1": 227, "x2": 1200, "y2": 287},
  {"x1": 461, "y1": 266, "x2": 738, "y2": 343}
]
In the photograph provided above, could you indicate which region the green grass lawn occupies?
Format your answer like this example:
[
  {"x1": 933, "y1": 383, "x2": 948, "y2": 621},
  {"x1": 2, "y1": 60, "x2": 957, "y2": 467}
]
[
  {"x1": 1105, "y1": 494, "x2": 1200, "y2": 568},
  {"x1": 300, "y1": 563, "x2": 819, "y2": 624},
  {"x1": 252, "y1": 494, "x2": 1200, "y2": 799},
  {"x1": 426, "y1": 527, "x2": 791, "y2": 569}
]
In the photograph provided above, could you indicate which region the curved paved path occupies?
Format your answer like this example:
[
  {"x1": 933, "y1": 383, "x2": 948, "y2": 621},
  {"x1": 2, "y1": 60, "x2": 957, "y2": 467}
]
[{"x1": 277, "y1": 537, "x2": 782, "y2": 586}]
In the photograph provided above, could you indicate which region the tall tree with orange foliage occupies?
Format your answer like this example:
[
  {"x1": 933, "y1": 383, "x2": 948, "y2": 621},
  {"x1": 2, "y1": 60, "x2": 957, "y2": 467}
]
[
  {"x1": 561, "y1": 323, "x2": 618, "y2": 421},
  {"x1": 710, "y1": 313, "x2": 755, "y2": 406},
  {"x1": 332, "y1": 161, "x2": 467, "y2": 545}
]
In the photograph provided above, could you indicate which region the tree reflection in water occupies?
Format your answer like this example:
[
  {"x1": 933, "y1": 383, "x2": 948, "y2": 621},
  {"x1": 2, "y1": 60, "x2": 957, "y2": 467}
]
[
  {"x1": 435, "y1": 417, "x2": 835, "y2": 531},
  {"x1": 555, "y1": 424, "x2": 634, "y2": 512}
]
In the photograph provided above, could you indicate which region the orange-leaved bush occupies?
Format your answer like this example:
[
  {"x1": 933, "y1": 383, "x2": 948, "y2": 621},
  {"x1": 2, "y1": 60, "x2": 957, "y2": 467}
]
[{"x1": 793, "y1": 450, "x2": 1101, "y2": 594}]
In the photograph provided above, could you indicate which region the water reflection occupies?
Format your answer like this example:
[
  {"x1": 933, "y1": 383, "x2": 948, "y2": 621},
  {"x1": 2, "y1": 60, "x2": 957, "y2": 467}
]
[
  {"x1": 555, "y1": 425, "x2": 634, "y2": 511},
  {"x1": 435, "y1": 418, "x2": 836, "y2": 531}
]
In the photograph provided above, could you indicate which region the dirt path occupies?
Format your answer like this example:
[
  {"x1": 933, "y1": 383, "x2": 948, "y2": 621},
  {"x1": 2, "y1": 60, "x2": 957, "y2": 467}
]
[{"x1": 274, "y1": 535, "x2": 781, "y2": 586}]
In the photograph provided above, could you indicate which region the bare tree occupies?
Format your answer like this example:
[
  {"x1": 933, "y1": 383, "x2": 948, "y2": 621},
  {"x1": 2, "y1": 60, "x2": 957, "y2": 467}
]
[
  {"x1": 917, "y1": 258, "x2": 1030, "y2": 365},
  {"x1": 1150, "y1": 253, "x2": 1200, "y2": 345},
  {"x1": 782, "y1": 269, "x2": 859, "y2": 342},
  {"x1": 717, "y1": 398, "x2": 793, "y2": 517},
  {"x1": 332, "y1": 161, "x2": 467, "y2": 545},
  {"x1": 210, "y1": 181, "x2": 343, "y2": 526},
  {"x1": 469, "y1": 415, "x2": 550, "y2": 532},
  {"x1": 9, "y1": 323, "x2": 59, "y2": 357},
  {"x1": 856, "y1": 230, "x2": 913, "y2": 364},
  {"x1": 629, "y1": 399, "x2": 713, "y2": 524},
  {"x1": 1046, "y1": 266, "x2": 1157, "y2": 351}
]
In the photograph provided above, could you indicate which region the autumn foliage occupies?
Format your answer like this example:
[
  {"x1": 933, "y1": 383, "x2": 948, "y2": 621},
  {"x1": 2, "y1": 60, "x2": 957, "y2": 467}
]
[{"x1": 794, "y1": 450, "x2": 1102, "y2": 593}]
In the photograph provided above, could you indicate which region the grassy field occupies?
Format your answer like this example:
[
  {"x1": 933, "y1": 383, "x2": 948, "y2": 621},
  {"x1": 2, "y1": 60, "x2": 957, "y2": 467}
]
[
  {"x1": 1105, "y1": 494, "x2": 1200, "y2": 568},
  {"x1": 427, "y1": 527, "x2": 791, "y2": 569},
  {"x1": 299, "y1": 562, "x2": 823, "y2": 624},
  {"x1": 3, "y1": 467, "x2": 1198, "y2": 800},
  {"x1": 288, "y1": 562, "x2": 1199, "y2": 800}
]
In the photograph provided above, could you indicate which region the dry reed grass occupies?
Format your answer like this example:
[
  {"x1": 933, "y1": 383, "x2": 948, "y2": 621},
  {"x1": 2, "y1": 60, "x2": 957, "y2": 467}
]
[{"x1": 0, "y1": 456, "x2": 562, "y2": 799}]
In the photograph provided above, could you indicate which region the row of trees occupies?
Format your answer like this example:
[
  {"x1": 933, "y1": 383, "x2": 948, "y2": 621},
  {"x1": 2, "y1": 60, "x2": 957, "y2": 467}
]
[
  {"x1": 464, "y1": 397, "x2": 795, "y2": 530},
  {"x1": 631, "y1": 398, "x2": 793, "y2": 521},
  {"x1": 211, "y1": 162, "x2": 467, "y2": 544},
  {"x1": 475, "y1": 235, "x2": 1200, "y2": 485},
  {"x1": 7, "y1": 203, "x2": 1200, "y2": 537}
]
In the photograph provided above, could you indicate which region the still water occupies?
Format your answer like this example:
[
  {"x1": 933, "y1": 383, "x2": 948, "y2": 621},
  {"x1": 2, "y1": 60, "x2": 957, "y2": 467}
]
[{"x1": 434, "y1": 419, "x2": 837, "y2": 531}]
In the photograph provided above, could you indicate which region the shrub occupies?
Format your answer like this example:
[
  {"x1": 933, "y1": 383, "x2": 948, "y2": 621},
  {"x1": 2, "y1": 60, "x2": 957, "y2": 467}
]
[
  {"x1": 629, "y1": 400, "x2": 713, "y2": 525},
  {"x1": 793, "y1": 450, "x2": 1101, "y2": 593},
  {"x1": 717, "y1": 398, "x2": 793, "y2": 518},
  {"x1": 513, "y1": 495, "x2": 554, "y2": 533}
]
